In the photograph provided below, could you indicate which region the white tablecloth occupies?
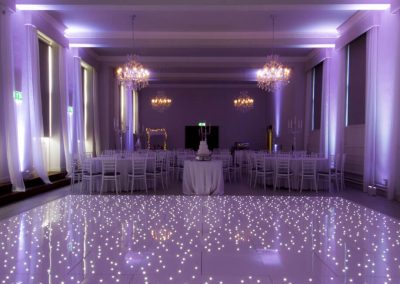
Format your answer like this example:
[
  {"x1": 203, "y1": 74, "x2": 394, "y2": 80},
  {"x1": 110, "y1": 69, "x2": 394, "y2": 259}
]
[{"x1": 182, "y1": 160, "x2": 224, "y2": 195}]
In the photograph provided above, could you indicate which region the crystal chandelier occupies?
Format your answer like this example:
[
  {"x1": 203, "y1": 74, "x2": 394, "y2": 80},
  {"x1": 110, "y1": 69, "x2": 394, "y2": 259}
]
[
  {"x1": 116, "y1": 15, "x2": 150, "y2": 91},
  {"x1": 151, "y1": 91, "x2": 172, "y2": 112},
  {"x1": 257, "y1": 16, "x2": 291, "y2": 92},
  {"x1": 233, "y1": 91, "x2": 254, "y2": 113}
]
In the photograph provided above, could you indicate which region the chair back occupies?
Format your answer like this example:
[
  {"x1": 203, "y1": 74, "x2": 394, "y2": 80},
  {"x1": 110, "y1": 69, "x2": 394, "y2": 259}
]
[
  {"x1": 82, "y1": 158, "x2": 94, "y2": 175},
  {"x1": 276, "y1": 158, "x2": 290, "y2": 174},
  {"x1": 340, "y1": 153, "x2": 347, "y2": 172},
  {"x1": 102, "y1": 158, "x2": 117, "y2": 175},
  {"x1": 132, "y1": 156, "x2": 147, "y2": 176},
  {"x1": 301, "y1": 159, "x2": 316, "y2": 175}
]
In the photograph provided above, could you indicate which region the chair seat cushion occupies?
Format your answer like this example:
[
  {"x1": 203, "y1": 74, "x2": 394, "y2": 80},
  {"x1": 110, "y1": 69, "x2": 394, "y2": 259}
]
[
  {"x1": 277, "y1": 171, "x2": 293, "y2": 175},
  {"x1": 83, "y1": 171, "x2": 101, "y2": 176},
  {"x1": 318, "y1": 171, "x2": 335, "y2": 175},
  {"x1": 103, "y1": 172, "x2": 121, "y2": 176}
]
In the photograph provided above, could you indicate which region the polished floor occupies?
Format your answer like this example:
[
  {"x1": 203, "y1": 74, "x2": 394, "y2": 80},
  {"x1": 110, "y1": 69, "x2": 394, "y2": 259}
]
[{"x1": 0, "y1": 184, "x2": 399, "y2": 283}]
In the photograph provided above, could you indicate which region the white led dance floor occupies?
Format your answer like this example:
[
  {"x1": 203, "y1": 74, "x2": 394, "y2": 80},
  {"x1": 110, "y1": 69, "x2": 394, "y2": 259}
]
[{"x1": 1, "y1": 195, "x2": 399, "y2": 284}]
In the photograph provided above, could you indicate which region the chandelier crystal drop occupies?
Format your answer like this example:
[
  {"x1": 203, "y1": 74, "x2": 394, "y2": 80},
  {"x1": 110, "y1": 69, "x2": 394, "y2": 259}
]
[
  {"x1": 116, "y1": 55, "x2": 150, "y2": 91},
  {"x1": 256, "y1": 15, "x2": 291, "y2": 92},
  {"x1": 116, "y1": 15, "x2": 150, "y2": 91},
  {"x1": 151, "y1": 91, "x2": 172, "y2": 112},
  {"x1": 233, "y1": 91, "x2": 254, "y2": 113},
  {"x1": 256, "y1": 55, "x2": 291, "y2": 92}
]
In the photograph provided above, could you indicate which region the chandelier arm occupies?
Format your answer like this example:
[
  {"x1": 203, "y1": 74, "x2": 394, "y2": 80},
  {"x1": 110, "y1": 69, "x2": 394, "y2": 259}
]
[
  {"x1": 131, "y1": 14, "x2": 136, "y2": 53},
  {"x1": 271, "y1": 14, "x2": 276, "y2": 56}
]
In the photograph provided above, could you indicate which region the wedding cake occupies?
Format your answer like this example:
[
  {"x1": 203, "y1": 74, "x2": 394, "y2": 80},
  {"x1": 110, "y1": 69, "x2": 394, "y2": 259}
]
[{"x1": 197, "y1": 140, "x2": 211, "y2": 156}]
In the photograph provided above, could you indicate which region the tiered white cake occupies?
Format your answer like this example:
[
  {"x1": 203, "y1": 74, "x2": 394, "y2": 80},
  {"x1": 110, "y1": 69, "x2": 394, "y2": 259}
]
[{"x1": 197, "y1": 141, "x2": 211, "y2": 156}]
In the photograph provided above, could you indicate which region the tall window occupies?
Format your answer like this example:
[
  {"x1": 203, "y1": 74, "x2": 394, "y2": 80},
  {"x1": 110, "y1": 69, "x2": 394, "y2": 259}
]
[
  {"x1": 38, "y1": 35, "x2": 52, "y2": 137},
  {"x1": 81, "y1": 65, "x2": 87, "y2": 140},
  {"x1": 346, "y1": 33, "x2": 366, "y2": 126},
  {"x1": 133, "y1": 90, "x2": 139, "y2": 134},
  {"x1": 311, "y1": 62, "x2": 323, "y2": 130},
  {"x1": 118, "y1": 86, "x2": 139, "y2": 134}
]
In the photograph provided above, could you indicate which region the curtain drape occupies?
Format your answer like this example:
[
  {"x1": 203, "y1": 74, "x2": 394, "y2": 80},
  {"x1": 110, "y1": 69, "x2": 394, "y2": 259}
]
[
  {"x1": 319, "y1": 59, "x2": 331, "y2": 157},
  {"x1": 58, "y1": 47, "x2": 71, "y2": 174},
  {"x1": 303, "y1": 71, "x2": 312, "y2": 151},
  {"x1": 93, "y1": 69, "x2": 101, "y2": 156},
  {"x1": 329, "y1": 48, "x2": 347, "y2": 157},
  {"x1": 363, "y1": 27, "x2": 378, "y2": 193},
  {"x1": 383, "y1": 13, "x2": 400, "y2": 200},
  {"x1": 124, "y1": 88, "x2": 134, "y2": 151},
  {"x1": 72, "y1": 56, "x2": 85, "y2": 158},
  {"x1": 0, "y1": 6, "x2": 25, "y2": 191},
  {"x1": 25, "y1": 24, "x2": 50, "y2": 184}
]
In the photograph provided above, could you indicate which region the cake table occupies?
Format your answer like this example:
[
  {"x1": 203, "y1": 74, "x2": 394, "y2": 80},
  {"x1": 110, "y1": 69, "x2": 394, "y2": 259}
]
[{"x1": 182, "y1": 159, "x2": 224, "y2": 195}]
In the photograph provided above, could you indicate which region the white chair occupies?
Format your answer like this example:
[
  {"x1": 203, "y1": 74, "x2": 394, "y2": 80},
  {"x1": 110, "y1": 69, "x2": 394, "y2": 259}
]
[
  {"x1": 246, "y1": 153, "x2": 255, "y2": 186},
  {"x1": 146, "y1": 153, "x2": 164, "y2": 192},
  {"x1": 299, "y1": 159, "x2": 317, "y2": 192},
  {"x1": 232, "y1": 152, "x2": 243, "y2": 182},
  {"x1": 253, "y1": 155, "x2": 274, "y2": 191},
  {"x1": 217, "y1": 154, "x2": 231, "y2": 183},
  {"x1": 176, "y1": 154, "x2": 188, "y2": 181},
  {"x1": 70, "y1": 158, "x2": 82, "y2": 191},
  {"x1": 274, "y1": 157, "x2": 293, "y2": 191},
  {"x1": 127, "y1": 156, "x2": 147, "y2": 193},
  {"x1": 100, "y1": 158, "x2": 121, "y2": 194},
  {"x1": 336, "y1": 153, "x2": 346, "y2": 191},
  {"x1": 81, "y1": 158, "x2": 101, "y2": 194},
  {"x1": 158, "y1": 151, "x2": 169, "y2": 189},
  {"x1": 317, "y1": 155, "x2": 339, "y2": 192}
]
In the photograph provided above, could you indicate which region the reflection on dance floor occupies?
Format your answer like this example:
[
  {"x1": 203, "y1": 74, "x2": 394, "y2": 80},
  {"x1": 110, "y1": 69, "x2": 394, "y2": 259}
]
[{"x1": 0, "y1": 195, "x2": 399, "y2": 283}]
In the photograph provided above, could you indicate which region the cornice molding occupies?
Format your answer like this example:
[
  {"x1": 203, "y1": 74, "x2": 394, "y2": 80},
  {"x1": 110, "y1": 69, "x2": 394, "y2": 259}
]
[
  {"x1": 0, "y1": 0, "x2": 15, "y2": 12},
  {"x1": 305, "y1": 48, "x2": 333, "y2": 71},
  {"x1": 336, "y1": 10, "x2": 380, "y2": 49},
  {"x1": 392, "y1": 0, "x2": 400, "y2": 13},
  {"x1": 65, "y1": 31, "x2": 338, "y2": 40},
  {"x1": 98, "y1": 55, "x2": 308, "y2": 67}
]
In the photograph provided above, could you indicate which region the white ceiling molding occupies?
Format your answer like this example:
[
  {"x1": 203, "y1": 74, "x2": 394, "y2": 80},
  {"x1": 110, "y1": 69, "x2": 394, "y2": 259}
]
[
  {"x1": 29, "y1": 11, "x2": 69, "y2": 47},
  {"x1": 145, "y1": 83, "x2": 259, "y2": 89},
  {"x1": 65, "y1": 31, "x2": 338, "y2": 40},
  {"x1": 304, "y1": 48, "x2": 333, "y2": 71},
  {"x1": 335, "y1": 10, "x2": 381, "y2": 49},
  {"x1": 14, "y1": 1, "x2": 391, "y2": 12},
  {"x1": 392, "y1": 0, "x2": 400, "y2": 12},
  {"x1": 98, "y1": 56, "x2": 308, "y2": 68},
  {"x1": 68, "y1": 37, "x2": 336, "y2": 49},
  {"x1": 1, "y1": 0, "x2": 16, "y2": 11}
]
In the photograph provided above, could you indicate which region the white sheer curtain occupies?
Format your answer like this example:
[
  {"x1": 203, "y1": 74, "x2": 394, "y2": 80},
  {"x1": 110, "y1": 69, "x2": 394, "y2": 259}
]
[
  {"x1": 319, "y1": 58, "x2": 331, "y2": 157},
  {"x1": 0, "y1": 6, "x2": 25, "y2": 191},
  {"x1": 72, "y1": 56, "x2": 85, "y2": 158},
  {"x1": 124, "y1": 88, "x2": 134, "y2": 151},
  {"x1": 388, "y1": 16, "x2": 400, "y2": 200},
  {"x1": 24, "y1": 24, "x2": 50, "y2": 184},
  {"x1": 363, "y1": 27, "x2": 378, "y2": 193},
  {"x1": 303, "y1": 71, "x2": 312, "y2": 151},
  {"x1": 329, "y1": 48, "x2": 347, "y2": 157},
  {"x1": 93, "y1": 69, "x2": 101, "y2": 156},
  {"x1": 58, "y1": 47, "x2": 71, "y2": 174}
]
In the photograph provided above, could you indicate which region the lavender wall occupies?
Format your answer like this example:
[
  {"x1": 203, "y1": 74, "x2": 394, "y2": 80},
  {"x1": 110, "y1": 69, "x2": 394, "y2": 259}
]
[
  {"x1": 139, "y1": 62, "x2": 306, "y2": 151},
  {"x1": 139, "y1": 85, "x2": 271, "y2": 150}
]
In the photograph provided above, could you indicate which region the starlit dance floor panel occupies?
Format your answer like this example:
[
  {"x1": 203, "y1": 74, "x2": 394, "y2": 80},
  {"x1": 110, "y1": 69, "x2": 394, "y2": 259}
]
[{"x1": 0, "y1": 195, "x2": 399, "y2": 283}]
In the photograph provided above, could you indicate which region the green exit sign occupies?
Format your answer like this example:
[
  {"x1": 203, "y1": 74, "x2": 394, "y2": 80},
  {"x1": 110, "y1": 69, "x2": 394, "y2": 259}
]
[
  {"x1": 198, "y1": 122, "x2": 206, "y2": 127},
  {"x1": 67, "y1": 106, "x2": 73, "y2": 114},
  {"x1": 13, "y1": 91, "x2": 23, "y2": 102}
]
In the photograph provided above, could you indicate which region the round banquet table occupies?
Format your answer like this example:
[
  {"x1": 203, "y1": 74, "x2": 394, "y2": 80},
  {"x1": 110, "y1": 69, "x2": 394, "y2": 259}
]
[{"x1": 182, "y1": 160, "x2": 224, "y2": 196}]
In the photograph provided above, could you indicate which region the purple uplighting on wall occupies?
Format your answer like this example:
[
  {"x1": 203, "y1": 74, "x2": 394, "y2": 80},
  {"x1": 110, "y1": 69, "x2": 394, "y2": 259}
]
[{"x1": 274, "y1": 88, "x2": 282, "y2": 138}]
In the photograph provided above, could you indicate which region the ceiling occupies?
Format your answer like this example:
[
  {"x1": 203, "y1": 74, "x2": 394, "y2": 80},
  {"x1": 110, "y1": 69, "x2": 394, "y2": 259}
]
[{"x1": 15, "y1": 0, "x2": 391, "y2": 84}]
